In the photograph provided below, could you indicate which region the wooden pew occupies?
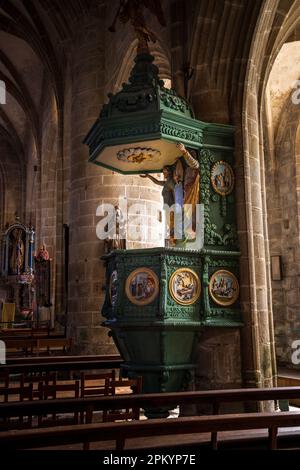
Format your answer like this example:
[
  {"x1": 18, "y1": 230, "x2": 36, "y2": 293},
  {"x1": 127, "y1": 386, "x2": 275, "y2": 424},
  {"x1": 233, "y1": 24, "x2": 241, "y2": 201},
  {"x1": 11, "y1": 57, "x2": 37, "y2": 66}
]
[
  {"x1": 1, "y1": 386, "x2": 300, "y2": 435},
  {"x1": 0, "y1": 329, "x2": 34, "y2": 337},
  {"x1": 0, "y1": 327, "x2": 50, "y2": 339},
  {"x1": 1, "y1": 411, "x2": 300, "y2": 450},
  {"x1": 35, "y1": 338, "x2": 72, "y2": 355},
  {"x1": 5, "y1": 355, "x2": 121, "y2": 365},
  {"x1": 0, "y1": 322, "x2": 51, "y2": 340},
  {"x1": 2, "y1": 386, "x2": 300, "y2": 419},
  {"x1": 0, "y1": 358, "x2": 122, "y2": 376},
  {"x1": 3, "y1": 338, "x2": 72, "y2": 356},
  {"x1": 4, "y1": 339, "x2": 38, "y2": 356}
]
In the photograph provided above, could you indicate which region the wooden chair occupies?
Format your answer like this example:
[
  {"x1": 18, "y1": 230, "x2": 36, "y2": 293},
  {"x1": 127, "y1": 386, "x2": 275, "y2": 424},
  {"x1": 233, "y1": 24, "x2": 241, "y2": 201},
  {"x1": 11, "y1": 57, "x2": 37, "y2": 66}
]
[
  {"x1": 102, "y1": 376, "x2": 142, "y2": 451},
  {"x1": 0, "y1": 372, "x2": 55, "y2": 403},
  {"x1": 80, "y1": 370, "x2": 116, "y2": 427},
  {"x1": 80, "y1": 370, "x2": 116, "y2": 450},
  {"x1": 38, "y1": 380, "x2": 80, "y2": 426},
  {"x1": 80, "y1": 370, "x2": 115, "y2": 399},
  {"x1": 20, "y1": 372, "x2": 57, "y2": 387},
  {"x1": 0, "y1": 373, "x2": 37, "y2": 430},
  {"x1": 104, "y1": 377, "x2": 142, "y2": 422},
  {"x1": 1, "y1": 374, "x2": 27, "y2": 402},
  {"x1": 20, "y1": 372, "x2": 57, "y2": 401},
  {"x1": 17, "y1": 373, "x2": 56, "y2": 428},
  {"x1": 0, "y1": 372, "x2": 10, "y2": 403}
]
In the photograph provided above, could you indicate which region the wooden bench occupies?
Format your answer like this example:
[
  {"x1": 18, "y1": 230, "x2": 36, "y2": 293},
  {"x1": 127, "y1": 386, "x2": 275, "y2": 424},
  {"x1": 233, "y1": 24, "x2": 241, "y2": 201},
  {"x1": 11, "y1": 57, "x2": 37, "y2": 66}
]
[
  {"x1": 4, "y1": 339, "x2": 38, "y2": 356},
  {"x1": 0, "y1": 322, "x2": 51, "y2": 340},
  {"x1": 5, "y1": 354, "x2": 121, "y2": 365},
  {"x1": 3, "y1": 338, "x2": 72, "y2": 356},
  {"x1": 2, "y1": 386, "x2": 300, "y2": 420},
  {"x1": 0, "y1": 329, "x2": 34, "y2": 337},
  {"x1": 0, "y1": 358, "x2": 122, "y2": 376},
  {"x1": 35, "y1": 338, "x2": 72, "y2": 355},
  {"x1": 4, "y1": 337, "x2": 72, "y2": 355},
  {"x1": 1, "y1": 411, "x2": 300, "y2": 450},
  {"x1": 1, "y1": 385, "x2": 300, "y2": 449}
]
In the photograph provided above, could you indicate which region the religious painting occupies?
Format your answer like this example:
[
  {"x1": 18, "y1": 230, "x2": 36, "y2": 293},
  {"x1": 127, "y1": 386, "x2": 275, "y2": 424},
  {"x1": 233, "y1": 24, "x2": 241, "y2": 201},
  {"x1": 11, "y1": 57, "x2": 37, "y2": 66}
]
[
  {"x1": 117, "y1": 147, "x2": 161, "y2": 165},
  {"x1": 169, "y1": 268, "x2": 201, "y2": 306},
  {"x1": 209, "y1": 270, "x2": 239, "y2": 307},
  {"x1": 109, "y1": 270, "x2": 118, "y2": 307},
  {"x1": 211, "y1": 161, "x2": 234, "y2": 196},
  {"x1": 125, "y1": 268, "x2": 159, "y2": 306}
]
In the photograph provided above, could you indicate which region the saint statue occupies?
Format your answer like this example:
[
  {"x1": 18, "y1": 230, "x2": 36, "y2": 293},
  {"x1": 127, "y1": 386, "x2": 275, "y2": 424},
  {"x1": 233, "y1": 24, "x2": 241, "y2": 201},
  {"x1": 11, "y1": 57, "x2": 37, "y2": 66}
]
[
  {"x1": 109, "y1": 0, "x2": 166, "y2": 52},
  {"x1": 141, "y1": 142, "x2": 200, "y2": 246},
  {"x1": 104, "y1": 205, "x2": 127, "y2": 253},
  {"x1": 9, "y1": 228, "x2": 25, "y2": 275},
  {"x1": 35, "y1": 244, "x2": 50, "y2": 262}
]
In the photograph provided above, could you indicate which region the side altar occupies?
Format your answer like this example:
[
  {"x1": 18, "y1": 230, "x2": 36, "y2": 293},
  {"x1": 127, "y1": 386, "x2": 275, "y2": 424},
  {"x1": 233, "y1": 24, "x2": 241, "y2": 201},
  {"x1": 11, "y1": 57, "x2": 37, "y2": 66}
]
[
  {"x1": 0, "y1": 221, "x2": 35, "y2": 322},
  {"x1": 84, "y1": 3, "x2": 242, "y2": 417}
]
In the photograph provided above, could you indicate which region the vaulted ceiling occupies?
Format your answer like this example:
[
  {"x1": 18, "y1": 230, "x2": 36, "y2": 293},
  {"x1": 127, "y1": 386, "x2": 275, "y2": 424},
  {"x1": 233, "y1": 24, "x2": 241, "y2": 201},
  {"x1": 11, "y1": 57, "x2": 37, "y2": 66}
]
[
  {"x1": 0, "y1": 0, "x2": 101, "y2": 160},
  {"x1": 0, "y1": 0, "x2": 300, "y2": 164}
]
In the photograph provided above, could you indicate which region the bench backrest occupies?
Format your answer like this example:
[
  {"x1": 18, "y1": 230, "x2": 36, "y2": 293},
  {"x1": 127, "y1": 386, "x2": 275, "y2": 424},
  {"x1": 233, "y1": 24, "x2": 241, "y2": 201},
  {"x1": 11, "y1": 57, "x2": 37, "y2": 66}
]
[{"x1": 0, "y1": 411, "x2": 299, "y2": 450}]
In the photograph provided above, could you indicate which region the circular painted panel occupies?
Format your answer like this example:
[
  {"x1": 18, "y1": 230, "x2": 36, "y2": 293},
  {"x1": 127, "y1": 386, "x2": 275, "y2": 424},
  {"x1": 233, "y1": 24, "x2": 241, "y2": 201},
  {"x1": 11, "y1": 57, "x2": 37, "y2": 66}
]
[
  {"x1": 125, "y1": 268, "x2": 159, "y2": 306},
  {"x1": 211, "y1": 161, "x2": 234, "y2": 196},
  {"x1": 169, "y1": 268, "x2": 201, "y2": 306},
  {"x1": 209, "y1": 270, "x2": 239, "y2": 307}
]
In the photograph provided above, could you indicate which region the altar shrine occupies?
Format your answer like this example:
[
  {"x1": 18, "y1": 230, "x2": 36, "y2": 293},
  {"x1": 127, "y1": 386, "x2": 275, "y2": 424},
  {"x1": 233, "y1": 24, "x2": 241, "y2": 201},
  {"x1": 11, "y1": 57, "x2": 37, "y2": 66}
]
[{"x1": 0, "y1": 222, "x2": 34, "y2": 322}]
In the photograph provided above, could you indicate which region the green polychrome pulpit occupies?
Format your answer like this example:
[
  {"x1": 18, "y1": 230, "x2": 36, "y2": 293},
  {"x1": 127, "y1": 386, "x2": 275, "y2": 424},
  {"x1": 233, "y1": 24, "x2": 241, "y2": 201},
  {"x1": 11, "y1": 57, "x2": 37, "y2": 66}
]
[{"x1": 85, "y1": 50, "x2": 242, "y2": 416}]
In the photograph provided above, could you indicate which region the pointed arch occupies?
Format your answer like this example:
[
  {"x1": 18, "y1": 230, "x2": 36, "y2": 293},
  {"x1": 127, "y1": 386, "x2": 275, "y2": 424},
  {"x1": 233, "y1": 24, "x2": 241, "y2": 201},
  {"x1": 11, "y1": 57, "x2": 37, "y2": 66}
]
[{"x1": 239, "y1": 0, "x2": 300, "y2": 390}]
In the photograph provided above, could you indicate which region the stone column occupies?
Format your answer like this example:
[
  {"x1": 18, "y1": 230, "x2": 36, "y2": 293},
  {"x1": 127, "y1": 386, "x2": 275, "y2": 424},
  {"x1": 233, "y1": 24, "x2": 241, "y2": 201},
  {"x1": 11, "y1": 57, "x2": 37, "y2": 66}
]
[
  {"x1": 234, "y1": 1, "x2": 279, "y2": 400},
  {"x1": 68, "y1": 9, "x2": 108, "y2": 354},
  {"x1": 68, "y1": 9, "x2": 163, "y2": 354}
]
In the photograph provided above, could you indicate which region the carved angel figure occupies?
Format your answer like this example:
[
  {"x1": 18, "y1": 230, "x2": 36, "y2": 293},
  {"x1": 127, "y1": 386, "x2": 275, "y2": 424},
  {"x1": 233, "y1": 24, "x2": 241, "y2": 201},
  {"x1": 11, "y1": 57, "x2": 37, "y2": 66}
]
[{"x1": 109, "y1": 0, "x2": 166, "y2": 51}]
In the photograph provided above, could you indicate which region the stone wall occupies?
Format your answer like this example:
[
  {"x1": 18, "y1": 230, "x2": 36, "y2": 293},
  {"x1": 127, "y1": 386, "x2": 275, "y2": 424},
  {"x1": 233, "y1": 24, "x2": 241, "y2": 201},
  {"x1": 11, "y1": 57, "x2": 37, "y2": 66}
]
[
  {"x1": 0, "y1": 140, "x2": 24, "y2": 226},
  {"x1": 265, "y1": 94, "x2": 300, "y2": 366}
]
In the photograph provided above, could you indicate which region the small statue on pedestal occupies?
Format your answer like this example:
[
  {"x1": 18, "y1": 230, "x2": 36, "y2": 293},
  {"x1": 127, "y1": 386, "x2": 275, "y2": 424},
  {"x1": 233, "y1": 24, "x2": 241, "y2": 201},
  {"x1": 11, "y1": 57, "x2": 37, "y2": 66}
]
[{"x1": 104, "y1": 206, "x2": 127, "y2": 254}]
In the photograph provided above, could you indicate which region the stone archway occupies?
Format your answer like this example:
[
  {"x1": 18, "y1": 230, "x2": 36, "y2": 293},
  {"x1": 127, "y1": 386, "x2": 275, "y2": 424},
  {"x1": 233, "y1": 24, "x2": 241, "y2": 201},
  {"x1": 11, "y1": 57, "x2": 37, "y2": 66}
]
[
  {"x1": 0, "y1": 164, "x2": 5, "y2": 230},
  {"x1": 264, "y1": 77, "x2": 300, "y2": 366},
  {"x1": 240, "y1": 0, "x2": 300, "y2": 392}
]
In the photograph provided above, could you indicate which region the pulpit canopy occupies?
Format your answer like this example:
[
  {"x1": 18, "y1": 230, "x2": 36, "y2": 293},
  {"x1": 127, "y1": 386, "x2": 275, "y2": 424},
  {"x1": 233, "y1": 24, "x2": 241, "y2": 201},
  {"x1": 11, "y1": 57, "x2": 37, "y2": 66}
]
[{"x1": 84, "y1": 52, "x2": 205, "y2": 174}]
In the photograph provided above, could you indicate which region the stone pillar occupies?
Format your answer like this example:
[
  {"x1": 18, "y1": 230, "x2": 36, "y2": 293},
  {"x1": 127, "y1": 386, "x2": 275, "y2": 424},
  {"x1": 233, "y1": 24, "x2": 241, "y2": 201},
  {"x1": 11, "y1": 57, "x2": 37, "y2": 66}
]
[
  {"x1": 234, "y1": 1, "x2": 279, "y2": 400},
  {"x1": 68, "y1": 9, "x2": 163, "y2": 354},
  {"x1": 68, "y1": 9, "x2": 108, "y2": 354}
]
